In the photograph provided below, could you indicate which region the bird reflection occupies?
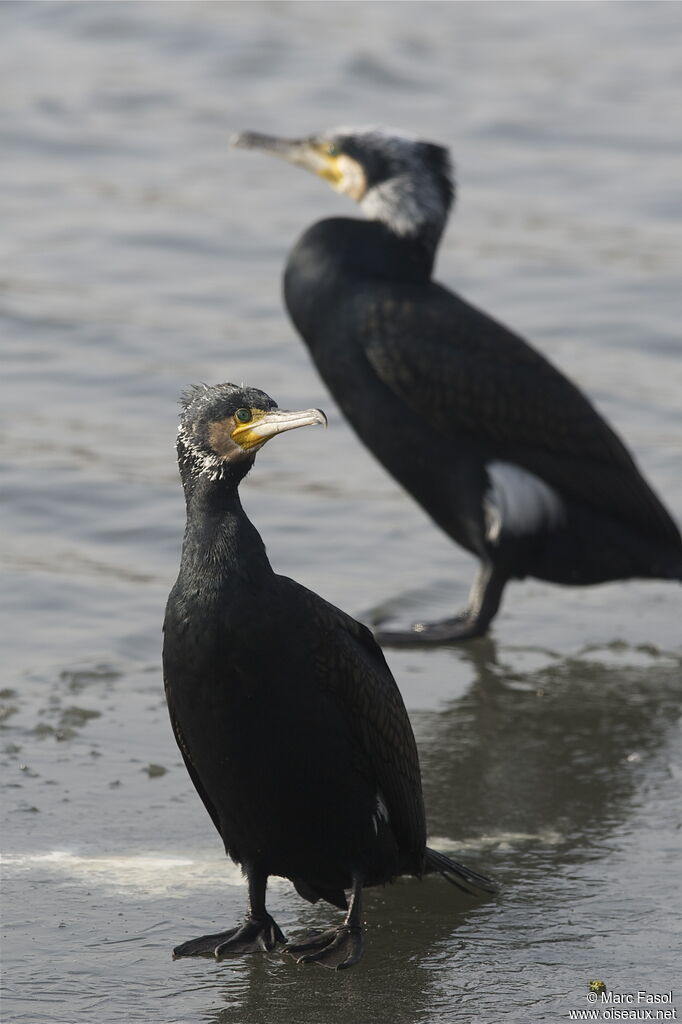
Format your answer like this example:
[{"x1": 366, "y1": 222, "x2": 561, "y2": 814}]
[{"x1": 417, "y1": 641, "x2": 682, "y2": 853}]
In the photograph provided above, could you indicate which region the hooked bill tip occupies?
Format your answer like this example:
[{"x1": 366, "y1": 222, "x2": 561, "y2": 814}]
[
  {"x1": 230, "y1": 131, "x2": 275, "y2": 151},
  {"x1": 230, "y1": 131, "x2": 251, "y2": 149}
]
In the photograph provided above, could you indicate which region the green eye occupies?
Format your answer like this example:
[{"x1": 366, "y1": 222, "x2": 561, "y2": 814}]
[
  {"x1": 327, "y1": 143, "x2": 339, "y2": 157},
  {"x1": 235, "y1": 408, "x2": 252, "y2": 423}
]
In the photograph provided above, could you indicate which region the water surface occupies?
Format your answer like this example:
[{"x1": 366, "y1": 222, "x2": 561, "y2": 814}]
[{"x1": 2, "y1": 3, "x2": 681, "y2": 1022}]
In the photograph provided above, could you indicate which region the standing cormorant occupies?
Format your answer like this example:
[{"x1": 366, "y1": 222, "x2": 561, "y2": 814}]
[
  {"x1": 232, "y1": 128, "x2": 682, "y2": 643},
  {"x1": 163, "y1": 382, "x2": 495, "y2": 970}
]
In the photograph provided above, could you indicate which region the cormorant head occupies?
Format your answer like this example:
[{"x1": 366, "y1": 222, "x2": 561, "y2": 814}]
[
  {"x1": 232, "y1": 127, "x2": 454, "y2": 247},
  {"x1": 177, "y1": 382, "x2": 326, "y2": 487}
]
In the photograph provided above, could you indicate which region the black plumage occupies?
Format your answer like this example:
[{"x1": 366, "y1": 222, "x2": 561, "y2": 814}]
[
  {"x1": 163, "y1": 382, "x2": 494, "y2": 970},
  {"x1": 233, "y1": 127, "x2": 682, "y2": 643}
]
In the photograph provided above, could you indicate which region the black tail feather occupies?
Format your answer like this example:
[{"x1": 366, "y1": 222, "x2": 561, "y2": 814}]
[{"x1": 424, "y1": 847, "x2": 498, "y2": 897}]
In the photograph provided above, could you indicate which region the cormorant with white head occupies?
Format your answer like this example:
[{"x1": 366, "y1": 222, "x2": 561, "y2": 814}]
[{"x1": 233, "y1": 127, "x2": 682, "y2": 643}]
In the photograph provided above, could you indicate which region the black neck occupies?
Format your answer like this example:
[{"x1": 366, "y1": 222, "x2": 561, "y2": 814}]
[
  {"x1": 321, "y1": 217, "x2": 436, "y2": 281},
  {"x1": 179, "y1": 473, "x2": 271, "y2": 587},
  {"x1": 285, "y1": 217, "x2": 435, "y2": 341}
]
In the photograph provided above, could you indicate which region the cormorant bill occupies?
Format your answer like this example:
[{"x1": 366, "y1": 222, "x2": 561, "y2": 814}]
[
  {"x1": 232, "y1": 128, "x2": 682, "y2": 645},
  {"x1": 163, "y1": 382, "x2": 496, "y2": 971}
]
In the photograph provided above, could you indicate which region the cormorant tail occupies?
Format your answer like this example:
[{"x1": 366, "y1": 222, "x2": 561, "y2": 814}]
[{"x1": 424, "y1": 847, "x2": 498, "y2": 897}]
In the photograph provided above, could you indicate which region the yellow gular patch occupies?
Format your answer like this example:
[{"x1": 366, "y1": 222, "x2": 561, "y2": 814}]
[
  {"x1": 336, "y1": 153, "x2": 367, "y2": 201},
  {"x1": 313, "y1": 147, "x2": 367, "y2": 200},
  {"x1": 229, "y1": 409, "x2": 270, "y2": 451},
  {"x1": 309, "y1": 146, "x2": 344, "y2": 186}
]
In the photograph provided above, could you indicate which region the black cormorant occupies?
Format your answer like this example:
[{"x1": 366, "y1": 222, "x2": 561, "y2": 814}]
[
  {"x1": 163, "y1": 382, "x2": 495, "y2": 970},
  {"x1": 232, "y1": 127, "x2": 682, "y2": 643}
]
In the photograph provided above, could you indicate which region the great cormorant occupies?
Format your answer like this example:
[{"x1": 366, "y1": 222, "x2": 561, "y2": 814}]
[
  {"x1": 163, "y1": 382, "x2": 495, "y2": 970},
  {"x1": 232, "y1": 127, "x2": 682, "y2": 643}
]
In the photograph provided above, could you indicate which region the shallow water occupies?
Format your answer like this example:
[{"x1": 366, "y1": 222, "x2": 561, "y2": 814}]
[{"x1": 1, "y1": 2, "x2": 681, "y2": 1022}]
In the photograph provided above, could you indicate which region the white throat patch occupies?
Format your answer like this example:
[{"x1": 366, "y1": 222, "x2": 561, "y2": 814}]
[
  {"x1": 330, "y1": 127, "x2": 449, "y2": 239},
  {"x1": 361, "y1": 172, "x2": 445, "y2": 238}
]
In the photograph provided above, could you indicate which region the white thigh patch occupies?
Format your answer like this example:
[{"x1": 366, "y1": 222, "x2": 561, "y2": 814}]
[
  {"x1": 484, "y1": 461, "x2": 565, "y2": 542},
  {"x1": 373, "y1": 792, "x2": 390, "y2": 834}
]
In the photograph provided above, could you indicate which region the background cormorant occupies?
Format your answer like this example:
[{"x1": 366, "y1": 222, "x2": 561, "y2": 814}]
[
  {"x1": 232, "y1": 127, "x2": 682, "y2": 644},
  {"x1": 163, "y1": 382, "x2": 495, "y2": 970}
]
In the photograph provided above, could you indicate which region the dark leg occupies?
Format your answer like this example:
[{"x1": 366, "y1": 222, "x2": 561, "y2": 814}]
[
  {"x1": 374, "y1": 562, "x2": 507, "y2": 646},
  {"x1": 284, "y1": 873, "x2": 364, "y2": 971},
  {"x1": 172, "y1": 866, "x2": 285, "y2": 961}
]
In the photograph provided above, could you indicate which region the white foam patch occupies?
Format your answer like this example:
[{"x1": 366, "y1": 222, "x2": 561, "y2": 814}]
[
  {"x1": 428, "y1": 829, "x2": 563, "y2": 852},
  {"x1": 1, "y1": 851, "x2": 248, "y2": 897}
]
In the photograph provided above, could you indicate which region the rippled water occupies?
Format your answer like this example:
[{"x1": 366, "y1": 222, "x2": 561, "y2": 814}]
[{"x1": 2, "y1": 3, "x2": 681, "y2": 1023}]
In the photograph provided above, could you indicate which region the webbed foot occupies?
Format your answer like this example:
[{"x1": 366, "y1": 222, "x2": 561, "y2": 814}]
[
  {"x1": 173, "y1": 928, "x2": 237, "y2": 959},
  {"x1": 373, "y1": 564, "x2": 507, "y2": 647},
  {"x1": 214, "y1": 914, "x2": 286, "y2": 959},
  {"x1": 366, "y1": 565, "x2": 503, "y2": 643},
  {"x1": 284, "y1": 925, "x2": 364, "y2": 970},
  {"x1": 375, "y1": 613, "x2": 486, "y2": 646},
  {"x1": 172, "y1": 914, "x2": 285, "y2": 960}
]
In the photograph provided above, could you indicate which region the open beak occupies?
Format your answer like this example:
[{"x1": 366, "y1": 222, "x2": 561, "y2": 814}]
[
  {"x1": 233, "y1": 407, "x2": 327, "y2": 451},
  {"x1": 231, "y1": 131, "x2": 343, "y2": 186}
]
